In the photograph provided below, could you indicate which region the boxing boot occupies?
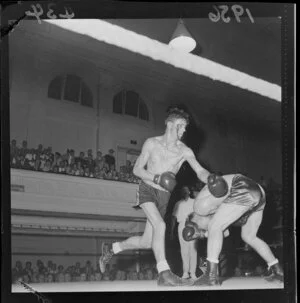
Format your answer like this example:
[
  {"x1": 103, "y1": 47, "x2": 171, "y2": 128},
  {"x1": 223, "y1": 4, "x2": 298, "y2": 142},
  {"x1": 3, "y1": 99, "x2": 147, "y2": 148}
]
[
  {"x1": 264, "y1": 263, "x2": 284, "y2": 283},
  {"x1": 194, "y1": 260, "x2": 221, "y2": 286},
  {"x1": 157, "y1": 270, "x2": 194, "y2": 286}
]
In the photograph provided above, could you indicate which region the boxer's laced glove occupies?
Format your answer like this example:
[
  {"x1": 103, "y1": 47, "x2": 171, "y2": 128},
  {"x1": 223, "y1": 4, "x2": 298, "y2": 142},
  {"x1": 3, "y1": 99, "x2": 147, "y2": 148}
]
[{"x1": 99, "y1": 242, "x2": 114, "y2": 273}]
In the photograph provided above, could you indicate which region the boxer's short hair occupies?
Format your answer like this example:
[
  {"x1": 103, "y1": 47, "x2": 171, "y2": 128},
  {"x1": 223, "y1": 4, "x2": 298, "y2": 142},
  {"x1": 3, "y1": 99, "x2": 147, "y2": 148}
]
[{"x1": 165, "y1": 107, "x2": 190, "y2": 125}]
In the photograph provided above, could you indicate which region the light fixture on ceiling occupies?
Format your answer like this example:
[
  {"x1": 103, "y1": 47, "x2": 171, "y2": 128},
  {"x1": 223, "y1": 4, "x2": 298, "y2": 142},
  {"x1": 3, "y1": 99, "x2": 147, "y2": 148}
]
[{"x1": 168, "y1": 19, "x2": 197, "y2": 53}]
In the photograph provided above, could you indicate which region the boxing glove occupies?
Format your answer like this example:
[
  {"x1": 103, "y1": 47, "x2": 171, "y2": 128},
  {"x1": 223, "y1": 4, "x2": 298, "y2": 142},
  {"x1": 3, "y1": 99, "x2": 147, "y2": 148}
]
[
  {"x1": 183, "y1": 220, "x2": 207, "y2": 241},
  {"x1": 182, "y1": 225, "x2": 196, "y2": 242},
  {"x1": 153, "y1": 171, "x2": 177, "y2": 192},
  {"x1": 207, "y1": 173, "x2": 228, "y2": 198}
]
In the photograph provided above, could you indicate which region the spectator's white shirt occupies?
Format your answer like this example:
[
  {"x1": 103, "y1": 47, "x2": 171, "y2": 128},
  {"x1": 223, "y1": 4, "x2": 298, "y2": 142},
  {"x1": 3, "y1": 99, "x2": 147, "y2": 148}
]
[{"x1": 173, "y1": 197, "x2": 195, "y2": 223}]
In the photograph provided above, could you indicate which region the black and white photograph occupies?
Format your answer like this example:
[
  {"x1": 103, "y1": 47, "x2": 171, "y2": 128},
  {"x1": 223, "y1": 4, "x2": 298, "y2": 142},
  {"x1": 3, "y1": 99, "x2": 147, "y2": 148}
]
[{"x1": 1, "y1": 1, "x2": 296, "y2": 303}]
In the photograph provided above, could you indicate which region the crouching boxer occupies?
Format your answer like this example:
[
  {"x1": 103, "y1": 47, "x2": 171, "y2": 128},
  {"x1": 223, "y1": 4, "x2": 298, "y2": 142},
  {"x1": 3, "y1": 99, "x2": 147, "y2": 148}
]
[
  {"x1": 182, "y1": 173, "x2": 284, "y2": 286},
  {"x1": 99, "y1": 107, "x2": 212, "y2": 286}
]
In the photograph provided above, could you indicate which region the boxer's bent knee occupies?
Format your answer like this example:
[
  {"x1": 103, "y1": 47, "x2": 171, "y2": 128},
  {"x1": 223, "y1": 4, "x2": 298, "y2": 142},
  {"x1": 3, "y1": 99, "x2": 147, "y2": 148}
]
[
  {"x1": 241, "y1": 229, "x2": 257, "y2": 243},
  {"x1": 153, "y1": 220, "x2": 166, "y2": 232}
]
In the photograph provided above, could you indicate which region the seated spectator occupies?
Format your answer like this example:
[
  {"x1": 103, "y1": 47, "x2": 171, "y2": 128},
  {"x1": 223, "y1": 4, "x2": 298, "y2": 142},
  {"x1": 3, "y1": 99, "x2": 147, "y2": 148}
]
[
  {"x1": 37, "y1": 260, "x2": 47, "y2": 275},
  {"x1": 42, "y1": 159, "x2": 52, "y2": 172},
  {"x1": 79, "y1": 166, "x2": 85, "y2": 177},
  {"x1": 98, "y1": 168, "x2": 106, "y2": 179},
  {"x1": 13, "y1": 260, "x2": 23, "y2": 276},
  {"x1": 65, "y1": 164, "x2": 73, "y2": 175},
  {"x1": 36, "y1": 144, "x2": 44, "y2": 158},
  {"x1": 95, "y1": 272, "x2": 102, "y2": 281},
  {"x1": 94, "y1": 165, "x2": 101, "y2": 178},
  {"x1": 114, "y1": 270, "x2": 123, "y2": 281},
  {"x1": 84, "y1": 167, "x2": 90, "y2": 177},
  {"x1": 110, "y1": 168, "x2": 119, "y2": 181},
  {"x1": 46, "y1": 273, "x2": 54, "y2": 283},
  {"x1": 138, "y1": 271, "x2": 144, "y2": 280},
  {"x1": 56, "y1": 272, "x2": 65, "y2": 283},
  {"x1": 57, "y1": 265, "x2": 64, "y2": 274},
  {"x1": 74, "y1": 262, "x2": 81, "y2": 276},
  {"x1": 104, "y1": 149, "x2": 116, "y2": 171},
  {"x1": 89, "y1": 169, "x2": 95, "y2": 178},
  {"x1": 49, "y1": 263, "x2": 58, "y2": 275},
  {"x1": 10, "y1": 139, "x2": 19, "y2": 167},
  {"x1": 234, "y1": 267, "x2": 243, "y2": 277},
  {"x1": 24, "y1": 261, "x2": 33, "y2": 278},
  {"x1": 85, "y1": 149, "x2": 95, "y2": 171},
  {"x1": 120, "y1": 160, "x2": 133, "y2": 174},
  {"x1": 46, "y1": 260, "x2": 53, "y2": 272},
  {"x1": 76, "y1": 152, "x2": 87, "y2": 167},
  {"x1": 80, "y1": 272, "x2": 87, "y2": 282},
  {"x1": 67, "y1": 149, "x2": 76, "y2": 166},
  {"x1": 52, "y1": 152, "x2": 62, "y2": 168},
  {"x1": 52, "y1": 165, "x2": 59, "y2": 173},
  {"x1": 18, "y1": 154, "x2": 31, "y2": 170},
  {"x1": 145, "y1": 268, "x2": 154, "y2": 280},
  {"x1": 70, "y1": 163, "x2": 77, "y2": 175},
  {"x1": 10, "y1": 139, "x2": 18, "y2": 154},
  {"x1": 95, "y1": 150, "x2": 105, "y2": 170},
  {"x1": 105, "y1": 169, "x2": 113, "y2": 180},
  {"x1": 64, "y1": 272, "x2": 72, "y2": 282},
  {"x1": 58, "y1": 160, "x2": 67, "y2": 174},
  {"x1": 19, "y1": 140, "x2": 29, "y2": 157},
  {"x1": 84, "y1": 260, "x2": 94, "y2": 279},
  {"x1": 102, "y1": 272, "x2": 110, "y2": 281},
  {"x1": 74, "y1": 162, "x2": 81, "y2": 176},
  {"x1": 38, "y1": 273, "x2": 45, "y2": 283},
  {"x1": 89, "y1": 274, "x2": 95, "y2": 281},
  {"x1": 31, "y1": 272, "x2": 38, "y2": 283}
]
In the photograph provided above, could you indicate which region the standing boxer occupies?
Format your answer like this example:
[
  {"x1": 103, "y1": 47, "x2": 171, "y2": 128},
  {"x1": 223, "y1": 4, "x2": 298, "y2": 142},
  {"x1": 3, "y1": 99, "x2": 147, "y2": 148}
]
[
  {"x1": 182, "y1": 174, "x2": 284, "y2": 286},
  {"x1": 172, "y1": 186, "x2": 198, "y2": 280},
  {"x1": 99, "y1": 107, "x2": 211, "y2": 286}
]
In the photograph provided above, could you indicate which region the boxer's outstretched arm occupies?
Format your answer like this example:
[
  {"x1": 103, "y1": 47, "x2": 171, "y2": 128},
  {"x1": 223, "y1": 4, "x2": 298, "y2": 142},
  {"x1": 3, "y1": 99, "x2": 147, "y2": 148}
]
[
  {"x1": 183, "y1": 148, "x2": 210, "y2": 184},
  {"x1": 133, "y1": 138, "x2": 155, "y2": 182}
]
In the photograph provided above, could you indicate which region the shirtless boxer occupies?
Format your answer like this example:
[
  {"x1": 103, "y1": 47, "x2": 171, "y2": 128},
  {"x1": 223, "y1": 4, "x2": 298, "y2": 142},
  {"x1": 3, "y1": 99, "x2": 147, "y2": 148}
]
[
  {"x1": 99, "y1": 107, "x2": 211, "y2": 286},
  {"x1": 182, "y1": 174, "x2": 284, "y2": 286}
]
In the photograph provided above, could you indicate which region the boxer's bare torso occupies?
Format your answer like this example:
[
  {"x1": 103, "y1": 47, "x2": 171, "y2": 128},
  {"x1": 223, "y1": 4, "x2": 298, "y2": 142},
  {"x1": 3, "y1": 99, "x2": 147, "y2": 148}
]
[{"x1": 143, "y1": 136, "x2": 188, "y2": 190}]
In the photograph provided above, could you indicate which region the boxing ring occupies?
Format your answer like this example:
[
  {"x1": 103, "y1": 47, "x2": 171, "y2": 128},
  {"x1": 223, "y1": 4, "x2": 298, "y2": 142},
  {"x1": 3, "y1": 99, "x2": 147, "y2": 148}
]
[{"x1": 12, "y1": 277, "x2": 283, "y2": 293}]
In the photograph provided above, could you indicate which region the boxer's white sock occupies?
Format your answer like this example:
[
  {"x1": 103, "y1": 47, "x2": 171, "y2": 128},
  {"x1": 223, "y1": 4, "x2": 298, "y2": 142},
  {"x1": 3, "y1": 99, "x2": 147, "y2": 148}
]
[
  {"x1": 112, "y1": 242, "x2": 122, "y2": 254},
  {"x1": 207, "y1": 258, "x2": 219, "y2": 264},
  {"x1": 156, "y1": 260, "x2": 170, "y2": 273},
  {"x1": 267, "y1": 259, "x2": 278, "y2": 268}
]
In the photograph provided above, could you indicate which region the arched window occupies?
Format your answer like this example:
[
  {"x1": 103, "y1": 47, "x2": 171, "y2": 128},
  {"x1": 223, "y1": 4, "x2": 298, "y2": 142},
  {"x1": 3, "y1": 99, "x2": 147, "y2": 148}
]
[
  {"x1": 47, "y1": 74, "x2": 93, "y2": 108},
  {"x1": 113, "y1": 89, "x2": 149, "y2": 121}
]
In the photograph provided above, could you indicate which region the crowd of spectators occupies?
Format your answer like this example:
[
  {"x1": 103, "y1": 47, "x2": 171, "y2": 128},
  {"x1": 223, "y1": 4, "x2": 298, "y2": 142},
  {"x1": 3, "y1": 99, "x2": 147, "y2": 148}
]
[
  {"x1": 12, "y1": 259, "x2": 158, "y2": 284},
  {"x1": 10, "y1": 140, "x2": 140, "y2": 184}
]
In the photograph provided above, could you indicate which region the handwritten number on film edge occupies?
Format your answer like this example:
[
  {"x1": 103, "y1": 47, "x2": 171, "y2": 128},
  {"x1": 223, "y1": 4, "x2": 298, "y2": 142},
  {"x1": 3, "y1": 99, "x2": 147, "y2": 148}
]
[
  {"x1": 25, "y1": 3, "x2": 75, "y2": 23},
  {"x1": 209, "y1": 5, "x2": 254, "y2": 23}
]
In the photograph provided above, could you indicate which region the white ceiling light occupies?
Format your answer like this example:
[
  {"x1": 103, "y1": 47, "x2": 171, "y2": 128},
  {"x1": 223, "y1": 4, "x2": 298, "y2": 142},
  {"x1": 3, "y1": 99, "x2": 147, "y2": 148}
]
[{"x1": 169, "y1": 19, "x2": 196, "y2": 53}]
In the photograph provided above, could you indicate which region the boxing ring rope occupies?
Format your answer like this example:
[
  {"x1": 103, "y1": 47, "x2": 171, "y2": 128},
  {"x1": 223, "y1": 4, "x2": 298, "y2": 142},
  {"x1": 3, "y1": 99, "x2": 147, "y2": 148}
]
[{"x1": 45, "y1": 19, "x2": 281, "y2": 102}]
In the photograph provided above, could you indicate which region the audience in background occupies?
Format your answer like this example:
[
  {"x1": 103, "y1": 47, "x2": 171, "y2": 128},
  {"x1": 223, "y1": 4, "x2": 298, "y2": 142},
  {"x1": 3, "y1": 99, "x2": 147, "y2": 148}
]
[
  {"x1": 12, "y1": 259, "x2": 158, "y2": 284},
  {"x1": 10, "y1": 139, "x2": 140, "y2": 184}
]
